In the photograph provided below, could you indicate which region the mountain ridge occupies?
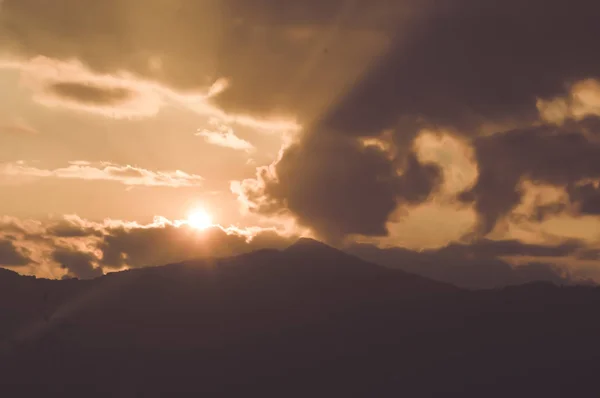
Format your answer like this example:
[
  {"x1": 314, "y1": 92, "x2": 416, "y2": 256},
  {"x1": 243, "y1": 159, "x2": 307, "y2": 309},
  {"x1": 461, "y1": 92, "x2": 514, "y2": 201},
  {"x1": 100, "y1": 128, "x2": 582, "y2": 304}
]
[{"x1": 2, "y1": 242, "x2": 600, "y2": 396}]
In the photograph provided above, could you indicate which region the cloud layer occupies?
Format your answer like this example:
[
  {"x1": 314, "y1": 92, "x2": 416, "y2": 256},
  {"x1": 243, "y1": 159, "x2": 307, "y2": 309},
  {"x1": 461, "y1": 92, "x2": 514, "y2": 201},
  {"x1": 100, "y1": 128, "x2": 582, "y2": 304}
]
[
  {"x1": 0, "y1": 215, "x2": 296, "y2": 279},
  {"x1": 0, "y1": 161, "x2": 204, "y2": 187},
  {"x1": 1, "y1": 215, "x2": 598, "y2": 288}
]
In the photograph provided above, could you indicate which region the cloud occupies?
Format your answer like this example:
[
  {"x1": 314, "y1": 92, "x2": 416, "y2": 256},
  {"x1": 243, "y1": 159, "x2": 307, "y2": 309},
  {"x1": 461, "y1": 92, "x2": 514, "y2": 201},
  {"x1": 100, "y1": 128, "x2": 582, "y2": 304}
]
[
  {"x1": 0, "y1": 0, "x2": 406, "y2": 123},
  {"x1": 413, "y1": 131, "x2": 478, "y2": 196},
  {"x1": 47, "y1": 81, "x2": 133, "y2": 105},
  {"x1": 0, "y1": 215, "x2": 298, "y2": 279},
  {"x1": 46, "y1": 215, "x2": 104, "y2": 238},
  {"x1": 97, "y1": 219, "x2": 293, "y2": 270},
  {"x1": 568, "y1": 180, "x2": 600, "y2": 215},
  {"x1": 538, "y1": 80, "x2": 600, "y2": 125},
  {"x1": 234, "y1": 134, "x2": 442, "y2": 242},
  {"x1": 0, "y1": 238, "x2": 31, "y2": 266},
  {"x1": 0, "y1": 54, "x2": 300, "y2": 131},
  {"x1": 511, "y1": 181, "x2": 572, "y2": 223},
  {"x1": 351, "y1": 201, "x2": 478, "y2": 251},
  {"x1": 197, "y1": 129, "x2": 254, "y2": 151},
  {"x1": 0, "y1": 57, "x2": 164, "y2": 119},
  {"x1": 52, "y1": 248, "x2": 103, "y2": 280},
  {"x1": 0, "y1": 161, "x2": 204, "y2": 188},
  {"x1": 2, "y1": 0, "x2": 600, "y2": 128},
  {"x1": 461, "y1": 124, "x2": 600, "y2": 236},
  {"x1": 1, "y1": 214, "x2": 599, "y2": 286},
  {"x1": 230, "y1": 0, "x2": 600, "y2": 242},
  {"x1": 196, "y1": 119, "x2": 254, "y2": 152}
]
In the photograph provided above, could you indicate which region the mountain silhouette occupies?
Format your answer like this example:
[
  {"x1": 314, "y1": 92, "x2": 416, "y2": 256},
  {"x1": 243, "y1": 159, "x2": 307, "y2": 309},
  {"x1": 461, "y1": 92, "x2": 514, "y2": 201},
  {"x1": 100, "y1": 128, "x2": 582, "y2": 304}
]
[
  {"x1": 1, "y1": 240, "x2": 600, "y2": 397},
  {"x1": 287, "y1": 236, "x2": 332, "y2": 249}
]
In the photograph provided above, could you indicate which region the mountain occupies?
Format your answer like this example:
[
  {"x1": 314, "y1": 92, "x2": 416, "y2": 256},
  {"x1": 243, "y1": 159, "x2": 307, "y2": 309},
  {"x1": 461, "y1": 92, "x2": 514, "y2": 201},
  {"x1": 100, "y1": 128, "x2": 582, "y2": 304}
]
[
  {"x1": 1, "y1": 240, "x2": 600, "y2": 397},
  {"x1": 347, "y1": 243, "x2": 588, "y2": 289}
]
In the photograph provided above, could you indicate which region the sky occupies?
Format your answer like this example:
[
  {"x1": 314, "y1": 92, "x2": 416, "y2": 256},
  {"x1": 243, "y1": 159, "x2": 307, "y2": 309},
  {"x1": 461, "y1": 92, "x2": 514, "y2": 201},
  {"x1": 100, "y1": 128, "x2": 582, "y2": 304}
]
[{"x1": 1, "y1": 0, "x2": 600, "y2": 284}]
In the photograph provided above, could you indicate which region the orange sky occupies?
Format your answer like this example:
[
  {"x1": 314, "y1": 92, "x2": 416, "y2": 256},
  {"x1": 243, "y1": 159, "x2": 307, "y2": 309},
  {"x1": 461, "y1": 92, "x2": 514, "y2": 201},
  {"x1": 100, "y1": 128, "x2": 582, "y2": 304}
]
[{"x1": 1, "y1": 0, "x2": 599, "y2": 283}]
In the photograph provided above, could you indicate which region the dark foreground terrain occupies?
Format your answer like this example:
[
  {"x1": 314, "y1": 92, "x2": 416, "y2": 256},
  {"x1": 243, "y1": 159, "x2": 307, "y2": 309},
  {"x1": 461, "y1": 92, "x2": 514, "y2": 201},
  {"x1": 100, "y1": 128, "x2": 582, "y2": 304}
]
[{"x1": 1, "y1": 239, "x2": 600, "y2": 397}]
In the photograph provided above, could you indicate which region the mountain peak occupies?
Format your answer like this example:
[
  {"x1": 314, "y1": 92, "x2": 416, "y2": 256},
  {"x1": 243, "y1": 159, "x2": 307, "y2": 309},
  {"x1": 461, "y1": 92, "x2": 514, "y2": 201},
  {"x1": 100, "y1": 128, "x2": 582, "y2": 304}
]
[
  {"x1": 286, "y1": 237, "x2": 336, "y2": 252},
  {"x1": 283, "y1": 238, "x2": 367, "y2": 270}
]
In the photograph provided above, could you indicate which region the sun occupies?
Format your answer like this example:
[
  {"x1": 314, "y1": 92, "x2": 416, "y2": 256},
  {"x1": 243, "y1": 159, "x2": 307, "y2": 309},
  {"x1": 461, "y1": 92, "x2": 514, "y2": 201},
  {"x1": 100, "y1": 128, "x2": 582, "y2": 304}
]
[{"x1": 187, "y1": 209, "x2": 213, "y2": 230}]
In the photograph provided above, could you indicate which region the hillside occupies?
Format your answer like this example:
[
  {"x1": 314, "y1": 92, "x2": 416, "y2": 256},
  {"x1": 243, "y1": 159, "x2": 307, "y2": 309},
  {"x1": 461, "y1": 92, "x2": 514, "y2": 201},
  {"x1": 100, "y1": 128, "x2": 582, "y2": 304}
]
[{"x1": 1, "y1": 240, "x2": 600, "y2": 397}]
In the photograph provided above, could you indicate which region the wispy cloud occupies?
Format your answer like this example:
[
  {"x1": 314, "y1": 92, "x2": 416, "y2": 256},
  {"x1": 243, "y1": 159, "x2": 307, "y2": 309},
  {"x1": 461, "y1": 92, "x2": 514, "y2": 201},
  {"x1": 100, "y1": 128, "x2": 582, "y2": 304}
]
[
  {"x1": 196, "y1": 119, "x2": 255, "y2": 152},
  {"x1": 0, "y1": 56, "x2": 301, "y2": 132},
  {"x1": 0, "y1": 161, "x2": 204, "y2": 187},
  {"x1": 0, "y1": 57, "x2": 164, "y2": 119}
]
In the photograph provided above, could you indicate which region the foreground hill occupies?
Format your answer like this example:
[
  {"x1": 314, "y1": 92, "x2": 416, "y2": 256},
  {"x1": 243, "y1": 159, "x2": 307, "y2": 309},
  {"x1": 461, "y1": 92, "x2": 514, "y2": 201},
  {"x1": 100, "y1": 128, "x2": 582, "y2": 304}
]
[{"x1": 1, "y1": 239, "x2": 600, "y2": 397}]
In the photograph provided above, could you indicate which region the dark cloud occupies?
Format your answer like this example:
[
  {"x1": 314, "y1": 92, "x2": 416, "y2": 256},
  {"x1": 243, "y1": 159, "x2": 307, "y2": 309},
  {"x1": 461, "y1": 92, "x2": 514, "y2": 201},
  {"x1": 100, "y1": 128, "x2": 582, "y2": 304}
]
[
  {"x1": 3, "y1": 0, "x2": 600, "y2": 122},
  {"x1": 52, "y1": 248, "x2": 103, "y2": 280},
  {"x1": 0, "y1": 239, "x2": 31, "y2": 266},
  {"x1": 568, "y1": 182, "x2": 600, "y2": 215},
  {"x1": 0, "y1": 0, "x2": 410, "y2": 121},
  {"x1": 348, "y1": 239, "x2": 588, "y2": 289},
  {"x1": 97, "y1": 224, "x2": 294, "y2": 269},
  {"x1": 6, "y1": 0, "x2": 594, "y2": 123},
  {"x1": 462, "y1": 124, "x2": 600, "y2": 234},
  {"x1": 240, "y1": 136, "x2": 440, "y2": 241},
  {"x1": 529, "y1": 202, "x2": 570, "y2": 223},
  {"x1": 46, "y1": 220, "x2": 104, "y2": 238},
  {"x1": 315, "y1": 0, "x2": 600, "y2": 136},
  {"x1": 46, "y1": 82, "x2": 133, "y2": 105},
  {"x1": 0, "y1": 216, "x2": 298, "y2": 278},
  {"x1": 235, "y1": 0, "x2": 600, "y2": 240}
]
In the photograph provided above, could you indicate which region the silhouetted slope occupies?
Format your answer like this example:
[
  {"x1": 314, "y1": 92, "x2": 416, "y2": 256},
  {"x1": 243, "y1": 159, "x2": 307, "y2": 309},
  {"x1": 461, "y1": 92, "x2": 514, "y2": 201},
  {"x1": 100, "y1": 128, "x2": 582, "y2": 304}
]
[
  {"x1": 0, "y1": 240, "x2": 455, "y2": 352},
  {"x1": 347, "y1": 243, "x2": 588, "y2": 289},
  {"x1": 1, "y1": 242, "x2": 600, "y2": 397},
  {"x1": 0, "y1": 268, "x2": 90, "y2": 348}
]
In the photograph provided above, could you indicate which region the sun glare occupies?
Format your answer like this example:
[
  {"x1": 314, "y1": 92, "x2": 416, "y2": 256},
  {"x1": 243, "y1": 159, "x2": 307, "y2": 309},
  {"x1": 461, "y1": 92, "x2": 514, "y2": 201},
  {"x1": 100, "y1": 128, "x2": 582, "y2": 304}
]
[{"x1": 187, "y1": 209, "x2": 213, "y2": 230}]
